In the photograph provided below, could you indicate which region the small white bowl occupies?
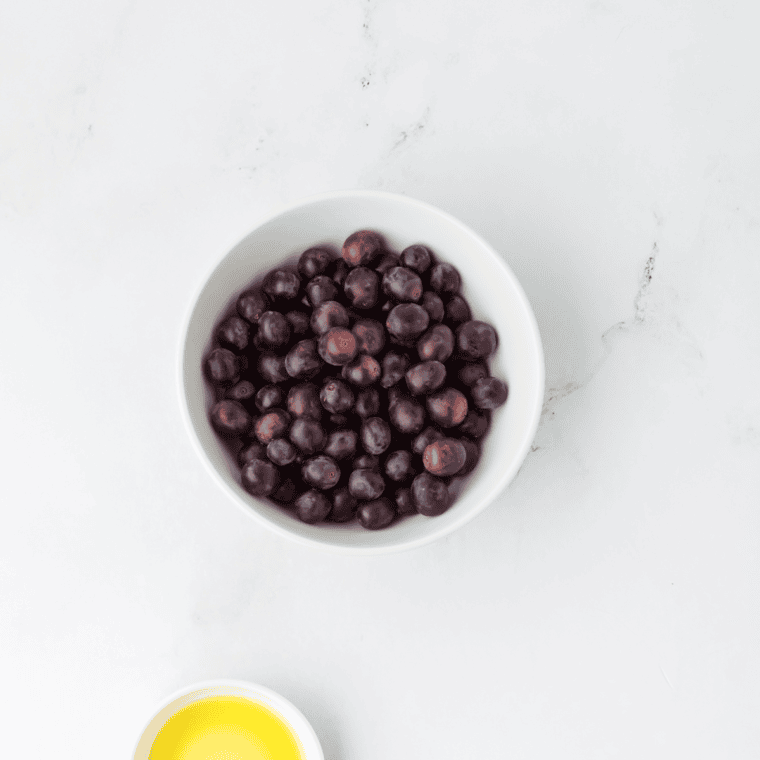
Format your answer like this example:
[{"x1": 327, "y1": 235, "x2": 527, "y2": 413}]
[
  {"x1": 133, "y1": 680, "x2": 323, "y2": 759},
  {"x1": 179, "y1": 190, "x2": 544, "y2": 554}
]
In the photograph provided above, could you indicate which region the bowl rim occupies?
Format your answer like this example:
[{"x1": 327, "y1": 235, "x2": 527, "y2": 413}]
[
  {"x1": 177, "y1": 189, "x2": 545, "y2": 554},
  {"x1": 132, "y1": 678, "x2": 324, "y2": 759}
]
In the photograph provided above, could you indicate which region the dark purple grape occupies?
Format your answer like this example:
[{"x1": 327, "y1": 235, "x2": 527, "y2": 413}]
[
  {"x1": 302, "y1": 455, "x2": 341, "y2": 490},
  {"x1": 298, "y1": 247, "x2": 334, "y2": 279},
  {"x1": 286, "y1": 310, "x2": 310, "y2": 336},
  {"x1": 412, "y1": 426, "x2": 445, "y2": 455},
  {"x1": 352, "y1": 319, "x2": 385, "y2": 356},
  {"x1": 400, "y1": 244, "x2": 432, "y2": 274},
  {"x1": 285, "y1": 340, "x2": 322, "y2": 379},
  {"x1": 387, "y1": 385, "x2": 404, "y2": 406},
  {"x1": 405, "y1": 361, "x2": 446, "y2": 395},
  {"x1": 318, "y1": 328, "x2": 359, "y2": 366},
  {"x1": 258, "y1": 353, "x2": 289, "y2": 383},
  {"x1": 355, "y1": 388, "x2": 380, "y2": 418},
  {"x1": 238, "y1": 441, "x2": 266, "y2": 467},
  {"x1": 458, "y1": 363, "x2": 488, "y2": 386},
  {"x1": 320, "y1": 379, "x2": 354, "y2": 414},
  {"x1": 305, "y1": 275, "x2": 338, "y2": 307},
  {"x1": 295, "y1": 490, "x2": 332, "y2": 523},
  {"x1": 226, "y1": 380, "x2": 255, "y2": 402},
  {"x1": 341, "y1": 354, "x2": 381, "y2": 387},
  {"x1": 205, "y1": 348, "x2": 240, "y2": 385},
  {"x1": 236, "y1": 290, "x2": 268, "y2": 324},
  {"x1": 255, "y1": 385, "x2": 283, "y2": 413},
  {"x1": 422, "y1": 438, "x2": 467, "y2": 476},
  {"x1": 354, "y1": 454, "x2": 380, "y2": 470},
  {"x1": 384, "y1": 450, "x2": 416, "y2": 482},
  {"x1": 445, "y1": 296, "x2": 471, "y2": 325},
  {"x1": 289, "y1": 418, "x2": 325, "y2": 454},
  {"x1": 421, "y1": 291, "x2": 445, "y2": 322},
  {"x1": 426, "y1": 388, "x2": 468, "y2": 428},
  {"x1": 394, "y1": 487, "x2": 415, "y2": 514},
  {"x1": 342, "y1": 230, "x2": 382, "y2": 267},
  {"x1": 361, "y1": 417, "x2": 392, "y2": 455},
  {"x1": 374, "y1": 252, "x2": 400, "y2": 275},
  {"x1": 386, "y1": 303, "x2": 429, "y2": 342},
  {"x1": 388, "y1": 396, "x2": 426, "y2": 435},
  {"x1": 459, "y1": 410, "x2": 489, "y2": 439},
  {"x1": 456, "y1": 320, "x2": 498, "y2": 359},
  {"x1": 217, "y1": 316, "x2": 250, "y2": 352},
  {"x1": 254, "y1": 409, "x2": 291, "y2": 444},
  {"x1": 458, "y1": 439, "x2": 480, "y2": 475},
  {"x1": 257, "y1": 311, "x2": 291, "y2": 347},
  {"x1": 311, "y1": 301, "x2": 349, "y2": 335},
  {"x1": 429, "y1": 263, "x2": 461, "y2": 295},
  {"x1": 263, "y1": 269, "x2": 301, "y2": 301},
  {"x1": 382, "y1": 267, "x2": 423, "y2": 303},
  {"x1": 471, "y1": 377, "x2": 508, "y2": 409},
  {"x1": 344, "y1": 267, "x2": 379, "y2": 309},
  {"x1": 411, "y1": 472, "x2": 451, "y2": 516},
  {"x1": 210, "y1": 400, "x2": 252, "y2": 437},
  {"x1": 267, "y1": 438, "x2": 297, "y2": 466},
  {"x1": 287, "y1": 383, "x2": 322, "y2": 419},
  {"x1": 417, "y1": 325, "x2": 454, "y2": 363},
  {"x1": 324, "y1": 429, "x2": 358, "y2": 460},
  {"x1": 332, "y1": 259, "x2": 349, "y2": 287},
  {"x1": 241, "y1": 459, "x2": 280, "y2": 497},
  {"x1": 380, "y1": 352, "x2": 410, "y2": 388},
  {"x1": 331, "y1": 488, "x2": 358, "y2": 522},
  {"x1": 348, "y1": 469, "x2": 386, "y2": 500},
  {"x1": 357, "y1": 498, "x2": 395, "y2": 530}
]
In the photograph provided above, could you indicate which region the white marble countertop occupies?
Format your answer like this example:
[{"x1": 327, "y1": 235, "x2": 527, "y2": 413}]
[{"x1": 2, "y1": 1, "x2": 759, "y2": 757}]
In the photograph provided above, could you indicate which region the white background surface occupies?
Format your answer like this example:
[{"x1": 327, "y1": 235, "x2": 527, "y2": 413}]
[{"x1": 2, "y1": 1, "x2": 759, "y2": 758}]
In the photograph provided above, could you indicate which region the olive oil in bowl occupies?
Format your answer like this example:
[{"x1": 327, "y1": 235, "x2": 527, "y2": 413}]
[{"x1": 148, "y1": 694, "x2": 305, "y2": 760}]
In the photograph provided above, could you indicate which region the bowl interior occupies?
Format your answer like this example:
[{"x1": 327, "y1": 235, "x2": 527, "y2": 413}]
[
  {"x1": 133, "y1": 681, "x2": 323, "y2": 759},
  {"x1": 181, "y1": 191, "x2": 544, "y2": 553}
]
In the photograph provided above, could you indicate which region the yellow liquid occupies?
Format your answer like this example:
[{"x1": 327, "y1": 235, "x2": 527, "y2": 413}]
[{"x1": 149, "y1": 695, "x2": 306, "y2": 760}]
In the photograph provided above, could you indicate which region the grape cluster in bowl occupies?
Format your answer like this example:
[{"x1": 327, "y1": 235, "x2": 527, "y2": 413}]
[{"x1": 203, "y1": 230, "x2": 507, "y2": 530}]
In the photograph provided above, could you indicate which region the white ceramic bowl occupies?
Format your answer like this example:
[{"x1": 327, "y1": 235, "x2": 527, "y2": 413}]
[
  {"x1": 133, "y1": 679, "x2": 323, "y2": 759},
  {"x1": 179, "y1": 190, "x2": 544, "y2": 554}
]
